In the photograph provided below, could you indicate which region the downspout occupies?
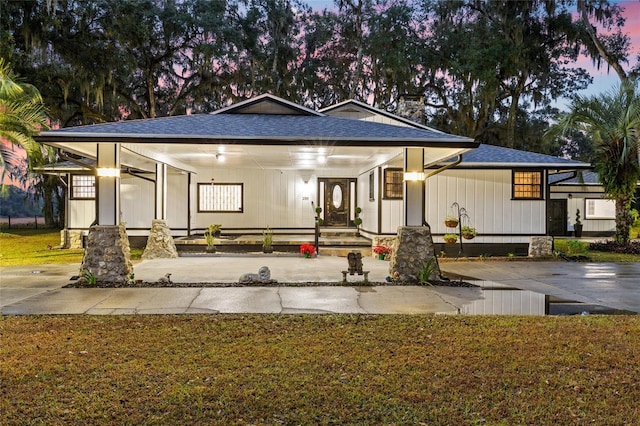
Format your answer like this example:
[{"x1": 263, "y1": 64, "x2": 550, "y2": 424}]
[{"x1": 422, "y1": 155, "x2": 463, "y2": 226}]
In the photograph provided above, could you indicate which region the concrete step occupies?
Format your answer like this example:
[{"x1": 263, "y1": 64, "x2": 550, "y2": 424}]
[{"x1": 319, "y1": 246, "x2": 373, "y2": 257}]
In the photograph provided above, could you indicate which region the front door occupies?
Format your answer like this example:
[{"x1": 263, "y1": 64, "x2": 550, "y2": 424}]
[
  {"x1": 323, "y1": 178, "x2": 350, "y2": 227},
  {"x1": 547, "y1": 199, "x2": 567, "y2": 236}
]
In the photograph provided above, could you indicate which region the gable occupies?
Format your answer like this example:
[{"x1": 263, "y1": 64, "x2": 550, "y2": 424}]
[{"x1": 214, "y1": 93, "x2": 322, "y2": 116}]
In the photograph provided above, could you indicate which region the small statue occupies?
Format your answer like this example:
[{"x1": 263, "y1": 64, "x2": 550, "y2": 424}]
[
  {"x1": 347, "y1": 252, "x2": 363, "y2": 275},
  {"x1": 239, "y1": 266, "x2": 277, "y2": 284}
]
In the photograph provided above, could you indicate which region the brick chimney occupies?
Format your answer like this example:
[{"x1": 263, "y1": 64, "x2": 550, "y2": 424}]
[{"x1": 396, "y1": 94, "x2": 425, "y2": 125}]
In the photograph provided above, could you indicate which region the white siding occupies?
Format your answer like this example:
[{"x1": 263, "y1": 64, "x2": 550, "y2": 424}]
[
  {"x1": 191, "y1": 167, "x2": 316, "y2": 230},
  {"x1": 550, "y1": 185, "x2": 616, "y2": 234},
  {"x1": 68, "y1": 199, "x2": 94, "y2": 228},
  {"x1": 121, "y1": 176, "x2": 154, "y2": 229},
  {"x1": 167, "y1": 173, "x2": 189, "y2": 230},
  {"x1": 425, "y1": 169, "x2": 546, "y2": 243}
]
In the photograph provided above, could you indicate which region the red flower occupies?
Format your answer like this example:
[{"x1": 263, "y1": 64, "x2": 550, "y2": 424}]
[
  {"x1": 373, "y1": 245, "x2": 393, "y2": 255},
  {"x1": 300, "y1": 243, "x2": 316, "y2": 256}
]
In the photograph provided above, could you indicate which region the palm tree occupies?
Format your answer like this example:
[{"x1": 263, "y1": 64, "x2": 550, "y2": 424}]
[
  {"x1": 0, "y1": 58, "x2": 49, "y2": 187},
  {"x1": 549, "y1": 80, "x2": 640, "y2": 245}
]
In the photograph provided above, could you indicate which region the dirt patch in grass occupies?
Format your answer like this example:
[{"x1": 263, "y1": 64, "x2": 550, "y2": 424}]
[{"x1": 1, "y1": 315, "x2": 639, "y2": 425}]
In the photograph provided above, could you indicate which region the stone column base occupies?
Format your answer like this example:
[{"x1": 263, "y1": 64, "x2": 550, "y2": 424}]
[
  {"x1": 389, "y1": 226, "x2": 441, "y2": 283},
  {"x1": 528, "y1": 236, "x2": 553, "y2": 257},
  {"x1": 142, "y1": 219, "x2": 178, "y2": 259},
  {"x1": 81, "y1": 225, "x2": 133, "y2": 284}
]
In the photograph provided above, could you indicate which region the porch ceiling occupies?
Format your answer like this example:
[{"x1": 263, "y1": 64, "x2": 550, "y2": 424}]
[{"x1": 50, "y1": 142, "x2": 476, "y2": 175}]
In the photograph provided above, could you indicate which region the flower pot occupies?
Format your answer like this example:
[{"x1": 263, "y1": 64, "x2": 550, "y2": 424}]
[
  {"x1": 462, "y1": 234, "x2": 475, "y2": 240},
  {"x1": 444, "y1": 238, "x2": 457, "y2": 244},
  {"x1": 304, "y1": 253, "x2": 311, "y2": 258},
  {"x1": 263, "y1": 247, "x2": 273, "y2": 254},
  {"x1": 445, "y1": 220, "x2": 459, "y2": 228},
  {"x1": 574, "y1": 224, "x2": 583, "y2": 238},
  {"x1": 377, "y1": 253, "x2": 385, "y2": 260}
]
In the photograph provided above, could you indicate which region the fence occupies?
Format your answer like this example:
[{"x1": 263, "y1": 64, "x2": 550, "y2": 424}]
[{"x1": 0, "y1": 216, "x2": 47, "y2": 229}]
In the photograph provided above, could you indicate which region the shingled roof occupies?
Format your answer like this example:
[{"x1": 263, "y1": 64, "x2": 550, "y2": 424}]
[
  {"x1": 446, "y1": 144, "x2": 591, "y2": 169},
  {"x1": 37, "y1": 97, "x2": 476, "y2": 148}
]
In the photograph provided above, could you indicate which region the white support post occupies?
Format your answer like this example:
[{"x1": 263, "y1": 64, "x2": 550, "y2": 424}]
[
  {"x1": 155, "y1": 163, "x2": 167, "y2": 220},
  {"x1": 96, "y1": 143, "x2": 120, "y2": 226},
  {"x1": 404, "y1": 148, "x2": 425, "y2": 227}
]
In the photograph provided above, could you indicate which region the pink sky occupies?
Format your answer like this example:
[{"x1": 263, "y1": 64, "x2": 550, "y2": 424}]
[{"x1": 574, "y1": 1, "x2": 640, "y2": 98}]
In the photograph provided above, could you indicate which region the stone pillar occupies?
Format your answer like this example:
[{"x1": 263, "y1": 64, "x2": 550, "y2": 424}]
[
  {"x1": 80, "y1": 224, "x2": 133, "y2": 284},
  {"x1": 528, "y1": 236, "x2": 554, "y2": 257},
  {"x1": 389, "y1": 226, "x2": 441, "y2": 283},
  {"x1": 142, "y1": 219, "x2": 178, "y2": 259}
]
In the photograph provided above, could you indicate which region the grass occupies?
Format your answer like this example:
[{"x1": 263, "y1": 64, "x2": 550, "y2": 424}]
[
  {"x1": 0, "y1": 229, "x2": 142, "y2": 267},
  {"x1": 1, "y1": 314, "x2": 639, "y2": 425},
  {"x1": 554, "y1": 238, "x2": 640, "y2": 262}
]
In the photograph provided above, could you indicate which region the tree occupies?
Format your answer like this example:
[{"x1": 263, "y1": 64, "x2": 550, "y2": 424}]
[
  {"x1": 0, "y1": 59, "x2": 48, "y2": 189},
  {"x1": 548, "y1": 80, "x2": 640, "y2": 245},
  {"x1": 418, "y1": 0, "x2": 591, "y2": 148}
]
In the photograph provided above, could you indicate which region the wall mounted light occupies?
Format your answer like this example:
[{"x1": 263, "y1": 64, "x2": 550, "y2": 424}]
[
  {"x1": 404, "y1": 171, "x2": 426, "y2": 181},
  {"x1": 96, "y1": 167, "x2": 121, "y2": 177}
]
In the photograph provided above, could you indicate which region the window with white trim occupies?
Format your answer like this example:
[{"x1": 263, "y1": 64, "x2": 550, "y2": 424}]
[
  {"x1": 70, "y1": 175, "x2": 95, "y2": 199},
  {"x1": 198, "y1": 183, "x2": 243, "y2": 212},
  {"x1": 512, "y1": 170, "x2": 543, "y2": 199},
  {"x1": 585, "y1": 198, "x2": 616, "y2": 219}
]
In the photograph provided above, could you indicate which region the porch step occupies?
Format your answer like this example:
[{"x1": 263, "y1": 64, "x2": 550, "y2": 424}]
[{"x1": 320, "y1": 246, "x2": 372, "y2": 257}]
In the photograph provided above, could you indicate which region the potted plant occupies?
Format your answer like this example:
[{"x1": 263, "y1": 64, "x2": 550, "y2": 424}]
[
  {"x1": 574, "y1": 209, "x2": 583, "y2": 238},
  {"x1": 444, "y1": 215, "x2": 459, "y2": 228},
  {"x1": 443, "y1": 233, "x2": 458, "y2": 244},
  {"x1": 300, "y1": 243, "x2": 316, "y2": 258},
  {"x1": 262, "y1": 226, "x2": 274, "y2": 253},
  {"x1": 372, "y1": 244, "x2": 393, "y2": 260},
  {"x1": 204, "y1": 224, "x2": 221, "y2": 252},
  {"x1": 353, "y1": 206, "x2": 363, "y2": 236},
  {"x1": 315, "y1": 206, "x2": 323, "y2": 226},
  {"x1": 461, "y1": 225, "x2": 477, "y2": 240}
]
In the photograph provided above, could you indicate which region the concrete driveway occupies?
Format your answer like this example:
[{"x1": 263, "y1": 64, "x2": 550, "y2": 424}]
[
  {"x1": 1, "y1": 257, "x2": 638, "y2": 315},
  {"x1": 439, "y1": 260, "x2": 640, "y2": 314}
]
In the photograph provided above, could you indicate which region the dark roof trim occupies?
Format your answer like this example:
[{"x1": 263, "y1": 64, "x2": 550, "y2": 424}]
[{"x1": 36, "y1": 134, "x2": 478, "y2": 148}]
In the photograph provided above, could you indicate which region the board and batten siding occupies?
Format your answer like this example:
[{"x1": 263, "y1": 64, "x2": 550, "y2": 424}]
[
  {"x1": 68, "y1": 199, "x2": 94, "y2": 228},
  {"x1": 191, "y1": 167, "x2": 317, "y2": 230},
  {"x1": 121, "y1": 176, "x2": 154, "y2": 230},
  {"x1": 550, "y1": 185, "x2": 616, "y2": 234},
  {"x1": 425, "y1": 169, "x2": 546, "y2": 243}
]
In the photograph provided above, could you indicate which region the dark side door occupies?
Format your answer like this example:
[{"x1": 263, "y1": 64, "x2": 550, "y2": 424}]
[{"x1": 547, "y1": 199, "x2": 567, "y2": 236}]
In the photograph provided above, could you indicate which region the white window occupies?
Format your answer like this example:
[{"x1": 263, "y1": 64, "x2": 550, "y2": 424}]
[
  {"x1": 198, "y1": 183, "x2": 243, "y2": 213},
  {"x1": 71, "y1": 175, "x2": 95, "y2": 199},
  {"x1": 585, "y1": 198, "x2": 616, "y2": 219}
]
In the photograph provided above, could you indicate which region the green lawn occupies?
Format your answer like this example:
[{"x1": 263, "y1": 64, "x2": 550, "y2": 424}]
[
  {"x1": 1, "y1": 315, "x2": 638, "y2": 425},
  {"x1": 0, "y1": 229, "x2": 142, "y2": 267}
]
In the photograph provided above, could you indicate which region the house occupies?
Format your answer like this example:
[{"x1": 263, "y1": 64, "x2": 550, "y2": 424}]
[
  {"x1": 549, "y1": 171, "x2": 640, "y2": 238},
  {"x1": 36, "y1": 94, "x2": 593, "y2": 259},
  {"x1": 322, "y1": 98, "x2": 592, "y2": 256}
]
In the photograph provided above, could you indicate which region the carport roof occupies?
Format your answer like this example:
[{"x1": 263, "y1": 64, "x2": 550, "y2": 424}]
[{"x1": 443, "y1": 144, "x2": 592, "y2": 169}]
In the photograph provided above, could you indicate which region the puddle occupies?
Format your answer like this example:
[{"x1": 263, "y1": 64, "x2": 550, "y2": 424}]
[{"x1": 459, "y1": 281, "x2": 636, "y2": 316}]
